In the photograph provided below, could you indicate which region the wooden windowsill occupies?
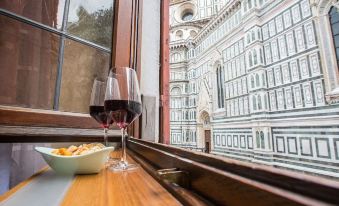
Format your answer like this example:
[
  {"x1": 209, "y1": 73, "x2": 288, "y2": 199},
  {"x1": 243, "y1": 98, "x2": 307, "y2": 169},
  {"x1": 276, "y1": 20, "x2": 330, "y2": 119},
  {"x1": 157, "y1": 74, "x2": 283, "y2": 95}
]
[
  {"x1": 0, "y1": 106, "x2": 104, "y2": 129},
  {"x1": 0, "y1": 125, "x2": 121, "y2": 142},
  {"x1": 0, "y1": 151, "x2": 181, "y2": 206}
]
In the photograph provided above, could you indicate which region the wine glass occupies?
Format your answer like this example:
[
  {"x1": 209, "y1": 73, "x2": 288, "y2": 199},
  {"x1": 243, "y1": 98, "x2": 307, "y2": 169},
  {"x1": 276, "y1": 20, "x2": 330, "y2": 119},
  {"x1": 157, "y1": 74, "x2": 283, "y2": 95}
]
[
  {"x1": 89, "y1": 79, "x2": 112, "y2": 144},
  {"x1": 89, "y1": 79, "x2": 117, "y2": 164},
  {"x1": 105, "y1": 67, "x2": 142, "y2": 171}
]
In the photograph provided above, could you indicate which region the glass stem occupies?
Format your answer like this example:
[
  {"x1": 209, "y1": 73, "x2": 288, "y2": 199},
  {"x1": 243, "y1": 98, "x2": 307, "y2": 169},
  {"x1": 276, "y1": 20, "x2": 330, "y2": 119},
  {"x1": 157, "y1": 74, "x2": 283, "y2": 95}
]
[
  {"x1": 121, "y1": 128, "x2": 127, "y2": 164},
  {"x1": 104, "y1": 128, "x2": 108, "y2": 147}
]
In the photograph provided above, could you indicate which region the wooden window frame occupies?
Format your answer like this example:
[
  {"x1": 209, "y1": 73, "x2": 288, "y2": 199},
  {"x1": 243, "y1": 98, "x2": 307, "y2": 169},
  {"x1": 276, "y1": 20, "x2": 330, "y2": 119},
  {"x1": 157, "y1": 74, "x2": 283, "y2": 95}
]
[
  {"x1": 0, "y1": 0, "x2": 146, "y2": 135},
  {"x1": 127, "y1": 138, "x2": 339, "y2": 206}
]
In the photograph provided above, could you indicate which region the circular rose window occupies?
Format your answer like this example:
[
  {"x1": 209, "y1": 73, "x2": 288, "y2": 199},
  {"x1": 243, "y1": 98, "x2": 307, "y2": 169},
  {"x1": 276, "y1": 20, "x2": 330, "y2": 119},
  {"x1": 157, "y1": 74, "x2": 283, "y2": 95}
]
[{"x1": 182, "y1": 11, "x2": 193, "y2": 21}]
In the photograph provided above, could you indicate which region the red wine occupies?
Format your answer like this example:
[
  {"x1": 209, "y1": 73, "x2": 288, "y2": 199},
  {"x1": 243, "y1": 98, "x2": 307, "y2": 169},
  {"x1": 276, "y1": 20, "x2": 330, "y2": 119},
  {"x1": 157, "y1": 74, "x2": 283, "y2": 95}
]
[
  {"x1": 89, "y1": 106, "x2": 112, "y2": 128},
  {"x1": 104, "y1": 100, "x2": 142, "y2": 129}
]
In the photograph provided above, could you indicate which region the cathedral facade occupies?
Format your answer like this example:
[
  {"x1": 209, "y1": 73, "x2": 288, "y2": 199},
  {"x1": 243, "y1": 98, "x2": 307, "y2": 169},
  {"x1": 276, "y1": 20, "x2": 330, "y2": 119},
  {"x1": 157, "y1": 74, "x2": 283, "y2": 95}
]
[{"x1": 169, "y1": 0, "x2": 339, "y2": 178}]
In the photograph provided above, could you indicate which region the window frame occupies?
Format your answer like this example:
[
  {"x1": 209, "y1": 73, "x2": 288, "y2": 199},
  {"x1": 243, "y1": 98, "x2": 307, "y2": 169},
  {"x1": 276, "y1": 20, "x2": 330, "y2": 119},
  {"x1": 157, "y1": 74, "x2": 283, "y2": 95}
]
[
  {"x1": 0, "y1": 0, "x2": 144, "y2": 132},
  {"x1": 329, "y1": 6, "x2": 339, "y2": 67},
  {"x1": 316, "y1": 3, "x2": 339, "y2": 103},
  {"x1": 127, "y1": 138, "x2": 339, "y2": 205}
]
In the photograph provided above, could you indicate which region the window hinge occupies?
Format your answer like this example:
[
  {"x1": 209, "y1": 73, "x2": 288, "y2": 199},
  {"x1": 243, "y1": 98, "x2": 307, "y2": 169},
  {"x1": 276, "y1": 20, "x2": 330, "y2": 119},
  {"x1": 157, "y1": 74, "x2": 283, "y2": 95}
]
[{"x1": 157, "y1": 168, "x2": 190, "y2": 188}]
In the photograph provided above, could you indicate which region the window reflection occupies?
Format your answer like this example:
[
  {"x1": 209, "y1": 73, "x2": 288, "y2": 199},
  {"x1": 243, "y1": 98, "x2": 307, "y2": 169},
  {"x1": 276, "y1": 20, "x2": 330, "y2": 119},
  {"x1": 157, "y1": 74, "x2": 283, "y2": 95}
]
[
  {"x1": 0, "y1": 0, "x2": 65, "y2": 29},
  {"x1": 67, "y1": 0, "x2": 114, "y2": 48},
  {"x1": 58, "y1": 39, "x2": 110, "y2": 113},
  {"x1": 0, "y1": 15, "x2": 59, "y2": 109},
  {"x1": 0, "y1": 0, "x2": 114, "y2": 112}
]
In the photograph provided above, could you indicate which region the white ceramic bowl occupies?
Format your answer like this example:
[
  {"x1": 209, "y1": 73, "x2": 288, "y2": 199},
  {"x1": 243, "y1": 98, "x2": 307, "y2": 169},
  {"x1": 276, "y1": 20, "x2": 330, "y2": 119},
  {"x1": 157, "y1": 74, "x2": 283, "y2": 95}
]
[{"x1": 35, "y1": 146, "x2": 114, "y2": 175}]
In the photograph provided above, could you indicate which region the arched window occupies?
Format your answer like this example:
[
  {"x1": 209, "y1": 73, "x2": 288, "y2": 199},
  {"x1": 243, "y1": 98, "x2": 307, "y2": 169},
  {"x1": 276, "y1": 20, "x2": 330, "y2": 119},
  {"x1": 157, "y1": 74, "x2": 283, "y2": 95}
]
[
  {"x1": 329, "y1": 7, "x2": 339, "y2": 67},
  {"x1": 216, "y1": 65, "x2": 225, "y2": 108},
  {"x1": 170, "y1": 54, "x2": 175, "y2": 63},
  {"x1": 247, "y1": 33, "x2": 251, "y2": 44},
  {"x1": 249, "y1": 52, "x2": 253, "y2": 67},
  {"x1": 252, "y1": 96, "x2": 257, "y2": 110},
  {"x1": 258, "y1": 29, "x2": 261, "y2": 39},
  {"x1": 248, "y1": 0, "x2": 252, "y2": 9},
  {"x1": 175, "y1": 30, "x2": 183, "y2": 40},
  {"x1": 190, "y1": 30, "x2": 197, "y2": 37},
  {"x1": 256, "y1": 131, "x2": 260, "y2": 148},
  {"x1": 171, "y1": 87, "x2": 181, "y2": 95},
  {"x1": 256, "y1": 73, "x2": 260, "y2": 87},
  {"x1": 186, "y1": 131, "x2": 189, "y2": 142},
  {"x1": 251, "y1": 76, "x2": 255, "y2": 88},
  {"x1": 253, "y1": 49, "x2": 258, "y2": 65},
  {"x1": 258, "y1": 94, "x2": 262, "y2": 110},
  {"x1": 175, "y1": 53, "x2": 181, "y2": 61},
  {"x1": 182, "y1": 11, "x2": 193, "y2": 21},
  {"x1": 262, "y1": 73, "x2": 266, "y2": 86},
  {"x1": 251, "y1": 30, "x2": 255, "y2": 41},
  {"x1": 244, "y1": 0, "x2": 248, "y2": 12},
  {"x1": 260, "y1": 131, "x2": 265, "y2": 149}
]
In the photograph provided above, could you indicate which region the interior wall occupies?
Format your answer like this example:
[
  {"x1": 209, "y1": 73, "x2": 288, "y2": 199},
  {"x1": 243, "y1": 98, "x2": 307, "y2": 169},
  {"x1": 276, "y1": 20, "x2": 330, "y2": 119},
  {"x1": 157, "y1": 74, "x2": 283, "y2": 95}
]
[{"x1": 140, "y1": 0, "x2": 161, "y2": 142}]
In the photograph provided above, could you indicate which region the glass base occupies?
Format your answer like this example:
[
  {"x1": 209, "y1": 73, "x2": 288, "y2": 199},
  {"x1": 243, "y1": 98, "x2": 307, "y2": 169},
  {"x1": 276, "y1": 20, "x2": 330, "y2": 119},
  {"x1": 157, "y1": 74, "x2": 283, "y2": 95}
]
[
  {"x1": 109, "y1": 161, "x2": 139, "y2": 172},
  {"x1": 105, "y1": 157, "x2": 120, "y2": 168}
]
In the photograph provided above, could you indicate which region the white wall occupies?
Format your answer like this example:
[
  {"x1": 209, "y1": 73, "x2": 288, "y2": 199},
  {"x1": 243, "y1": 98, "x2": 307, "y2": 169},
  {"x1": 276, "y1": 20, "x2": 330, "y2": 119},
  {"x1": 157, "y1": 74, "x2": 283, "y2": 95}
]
[{"x1": 140, "y1": 0, "x2": 161, "y2": 142}]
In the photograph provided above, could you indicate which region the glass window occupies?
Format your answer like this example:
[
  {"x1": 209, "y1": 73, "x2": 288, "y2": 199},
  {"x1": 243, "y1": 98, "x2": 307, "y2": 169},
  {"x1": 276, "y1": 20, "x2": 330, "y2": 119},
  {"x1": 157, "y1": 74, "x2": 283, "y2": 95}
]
[
  {"x1": 260, "y1": 131, "x2": 265, "y2": 149},
  {"x1": 0, "y1": 0, "x2": 65, "y2": 29},
  {"x1": 67, "y1": 0, "x2": 114, "y2": 48},
  {"x1": 0, "y1": 1, "x2": 114, "y2": 112},
  {"x1": 330, "y1": 7, "x2": 339, "y2": 66},
  {"x1": 0, "y1": 15, "x2": 59, "y2": 109},
  {"x1": 58, "y1": 39, "x2": 110, "y2": 113},
  {"x1": 251, "y1": 76, "x2": 255, "y2": 88},
  {"x1": 253, "y1": 50, "x2": 258, "y2": 65},
  {"x1": 252, "y1": 96, "x2": 257, "y2": 110},
  {"x1": 255, "y1": 74, "x2": 260, "y2": 87},
  {"x1": 249, "y1": 52, "x2": 253, "y2": 67},
  {"x1": 256, "y1": 131, "x2": 260, "y2": 148},
  {"x1": 248, "y1": 0, "x2": 252, "y2": 9},
  {"x1": 216, "y1": 66, "x2": 225, "y2": 108},
  {"x1": 182, "y1": 11, "x2": 193, "y2": 21}
]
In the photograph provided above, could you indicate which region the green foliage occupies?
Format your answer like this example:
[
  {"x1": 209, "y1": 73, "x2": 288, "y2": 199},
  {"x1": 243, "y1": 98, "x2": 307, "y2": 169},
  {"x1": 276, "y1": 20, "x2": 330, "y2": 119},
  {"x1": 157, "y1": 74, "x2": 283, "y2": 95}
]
[{"x1": 67, "y1": 6, "x2": 113, "y2": 48}]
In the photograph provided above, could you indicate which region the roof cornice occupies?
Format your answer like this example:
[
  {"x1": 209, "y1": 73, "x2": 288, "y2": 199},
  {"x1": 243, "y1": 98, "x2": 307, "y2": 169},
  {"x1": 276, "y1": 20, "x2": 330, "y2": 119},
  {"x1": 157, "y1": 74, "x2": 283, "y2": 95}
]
[
  {"x1": 170, "y1": 18, "x2": 210, "y2": 31},
  {"x1": 193, "y1": 0, "x2": 242, "y2": 44}
]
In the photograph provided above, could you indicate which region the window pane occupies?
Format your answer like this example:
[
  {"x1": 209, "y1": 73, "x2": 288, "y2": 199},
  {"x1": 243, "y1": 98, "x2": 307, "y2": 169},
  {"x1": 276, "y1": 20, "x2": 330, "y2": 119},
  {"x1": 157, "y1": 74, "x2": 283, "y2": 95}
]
[
  {"x1": 330, "y1": 7, "x2": 339, "y2": 24},
  {"x1": 331, "y1": 22, "x2": 339, "y2": 35},
  {"x1": 58, "y1": 39, "x2": 110, "y2": 113},
  {"x1": 0, "y1": 0, "x2": 65, "y2": 29},
  {"x1": 334, "y1": 34, "x2": 339, "y2": 46},
  {"x1": 0, "y1": 15, "x2": 59, "y2": 109},
  {"x1": 66, "y1": 0, "x2": 114, "y2": 48}
]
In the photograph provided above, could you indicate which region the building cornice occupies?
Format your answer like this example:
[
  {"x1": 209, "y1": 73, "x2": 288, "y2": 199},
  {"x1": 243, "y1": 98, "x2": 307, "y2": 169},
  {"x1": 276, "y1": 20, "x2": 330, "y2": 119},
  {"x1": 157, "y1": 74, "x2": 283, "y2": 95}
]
[
  {"x1": 170, "y1": 39, "x2": 189, "y2": 50},
  {"x1": 170, "y1": 0, "x2": 189, "y2": 6},
  {"x1": 170, "y1": 18, "x2": 211, "y2": 31},
  {"x1": 193, "y1": 0, "x2": 242, "y2": 45}
]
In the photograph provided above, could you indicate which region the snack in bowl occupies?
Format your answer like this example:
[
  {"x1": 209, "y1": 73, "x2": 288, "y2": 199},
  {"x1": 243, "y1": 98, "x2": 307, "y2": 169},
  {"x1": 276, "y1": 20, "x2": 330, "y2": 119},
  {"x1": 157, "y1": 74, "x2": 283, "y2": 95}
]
[
  {"x1": 51, "y1": 143, "x2": 106, "y2": 156},
  {"x1": 35, "y1": 144, "x2": 114, "y2": 175}
]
